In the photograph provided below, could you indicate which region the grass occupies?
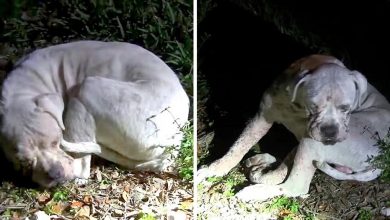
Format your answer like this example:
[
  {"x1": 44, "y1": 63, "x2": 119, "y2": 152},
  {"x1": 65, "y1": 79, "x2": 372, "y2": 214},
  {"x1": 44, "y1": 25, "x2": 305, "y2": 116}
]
[
  {"x1": 137, "y1": 212, "x2": 157, "y2": 220},
  {"x1": 370, "y1": 129, "x2": 390, "y2": 182},
  {"x1": 203, "y1": 168, "x2": 246, "y2": 198},
  {"x1": 267, "y1": 196, "x2": 314, "y2": 220},
  {"x1": 357, "y1": 208, "x2": 372, "y2": 220},
  {"x1": 178, "y1": 121, "x2": 194, "y2": 181}
]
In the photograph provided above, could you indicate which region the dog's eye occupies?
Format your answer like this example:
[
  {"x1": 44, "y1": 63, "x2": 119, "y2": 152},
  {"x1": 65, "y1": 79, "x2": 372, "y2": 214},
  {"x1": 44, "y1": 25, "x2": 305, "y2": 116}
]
[{"x1": 338, "y1": 104, "x2": 350, "y2": 112}]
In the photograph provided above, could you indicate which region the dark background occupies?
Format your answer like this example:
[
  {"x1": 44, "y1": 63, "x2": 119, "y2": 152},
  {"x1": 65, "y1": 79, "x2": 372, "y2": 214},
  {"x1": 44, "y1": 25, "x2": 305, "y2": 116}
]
[{"x1": 198, "y1": 0, "x2": 390, "y2": 162}]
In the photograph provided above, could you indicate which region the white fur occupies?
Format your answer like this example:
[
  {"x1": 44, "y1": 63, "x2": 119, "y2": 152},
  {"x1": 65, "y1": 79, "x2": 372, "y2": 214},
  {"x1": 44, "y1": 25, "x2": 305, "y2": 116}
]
[{"x1": 0, "y1": 41, "x2": 189, "y2": 187}]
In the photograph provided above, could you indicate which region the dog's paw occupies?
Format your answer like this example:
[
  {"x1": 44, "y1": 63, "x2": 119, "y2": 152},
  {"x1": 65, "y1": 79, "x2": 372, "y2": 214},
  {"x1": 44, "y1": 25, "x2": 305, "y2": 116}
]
[
  {"x1": 236, "y1": 184, "x2": 284, "y2": 202},
  {"x1": 74, "y1": 178, "x2": 89, "y2": 186},
  {"x1": 244, "y1": 153, "x2": 286, "y2": 185},
  {"x1": 245, "y1": 153, "x2": 276, "y2": 168}
]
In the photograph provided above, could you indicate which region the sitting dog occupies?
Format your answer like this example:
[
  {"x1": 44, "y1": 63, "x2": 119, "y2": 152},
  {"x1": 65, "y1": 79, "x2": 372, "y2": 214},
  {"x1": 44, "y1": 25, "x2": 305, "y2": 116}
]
[
  {"x1": 198, "y1": 55, "x2": 390, "y2": 201},
  {"x1": 0, "y1": 41, "x2": 189, "y2": 187}
]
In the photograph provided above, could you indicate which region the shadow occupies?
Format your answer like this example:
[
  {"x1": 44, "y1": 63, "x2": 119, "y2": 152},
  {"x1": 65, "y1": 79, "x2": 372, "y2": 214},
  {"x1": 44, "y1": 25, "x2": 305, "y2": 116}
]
[
  {"x1": 199, "y1": 2, "x2": 309, "y2": 163},
  {"x1": 0, "y1": 148, "x2": 39, "y2": 188}
]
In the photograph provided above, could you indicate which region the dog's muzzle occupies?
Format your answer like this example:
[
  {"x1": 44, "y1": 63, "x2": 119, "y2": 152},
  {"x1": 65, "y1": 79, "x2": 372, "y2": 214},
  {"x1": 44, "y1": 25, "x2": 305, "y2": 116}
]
[{"x1": 319, "y1": 124, "x2": 339, "y2": 145}]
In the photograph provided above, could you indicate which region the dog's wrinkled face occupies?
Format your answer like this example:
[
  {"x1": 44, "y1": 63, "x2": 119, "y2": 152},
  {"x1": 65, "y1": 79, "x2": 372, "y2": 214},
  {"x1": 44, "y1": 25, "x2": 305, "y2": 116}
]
[
  {"x1": 292, "y1": 64, "x2": 365, "y2": 145},
  {"x1": 0, "y1": 102, "x2": 74, "y2": 187}
]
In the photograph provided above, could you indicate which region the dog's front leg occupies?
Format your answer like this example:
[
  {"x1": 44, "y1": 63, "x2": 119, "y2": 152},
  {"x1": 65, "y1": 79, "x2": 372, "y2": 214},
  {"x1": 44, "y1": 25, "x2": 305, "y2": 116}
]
[
  {"x1": 62, "y1": 98, "x2": 98, "y2": 184},
  {"x1": 278, "y1": 138, "x2": 318, "y2": 196},
  {"x1": 197, "y1": 113, "x2": 273, "y2": 181}
]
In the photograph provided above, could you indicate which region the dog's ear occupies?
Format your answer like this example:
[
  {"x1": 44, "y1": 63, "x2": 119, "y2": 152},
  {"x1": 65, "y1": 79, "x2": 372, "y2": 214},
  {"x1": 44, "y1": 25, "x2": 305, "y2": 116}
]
[
  {"x1": 290, "y1": 71, "x2": 310, "y2": 103},
  {"x1": 35, "y1": 94, "x2": 65, "y2": 130},
  {"x1": 350, "y1": 70, "x2": 368, "y2": 109}
]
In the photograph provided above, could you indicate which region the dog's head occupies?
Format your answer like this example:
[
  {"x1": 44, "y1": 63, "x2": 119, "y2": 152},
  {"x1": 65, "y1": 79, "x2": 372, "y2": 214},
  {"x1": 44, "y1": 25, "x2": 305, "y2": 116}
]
[
  {"x1": 0, "y1": 93, "x2": 75, "y2": 187},
  {"x1": 287, "y1": 55, "x2": 367, "y2": 145}
]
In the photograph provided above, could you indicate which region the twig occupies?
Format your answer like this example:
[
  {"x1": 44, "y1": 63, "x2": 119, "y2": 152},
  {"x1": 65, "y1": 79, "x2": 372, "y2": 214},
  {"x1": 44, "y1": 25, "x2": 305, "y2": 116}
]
[{"x1": 116, "y1": 16, "x2": 125, "y2": 38}]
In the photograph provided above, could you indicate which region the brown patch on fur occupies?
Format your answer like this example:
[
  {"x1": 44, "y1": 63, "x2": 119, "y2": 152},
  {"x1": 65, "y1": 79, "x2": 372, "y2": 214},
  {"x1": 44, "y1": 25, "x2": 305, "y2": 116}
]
[{"x1": 285, "y1": 54, "x2": 344, "y2": 76}]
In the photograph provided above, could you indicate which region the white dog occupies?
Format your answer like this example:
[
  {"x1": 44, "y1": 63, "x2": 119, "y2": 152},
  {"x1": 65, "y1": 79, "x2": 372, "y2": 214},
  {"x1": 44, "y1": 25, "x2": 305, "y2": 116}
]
[
  {"x1": 198, "y1": 55, "x2": 390, "y2": 201},
  {"x1": 0, "y1": 41, "x2": 189, "y2": 187}
]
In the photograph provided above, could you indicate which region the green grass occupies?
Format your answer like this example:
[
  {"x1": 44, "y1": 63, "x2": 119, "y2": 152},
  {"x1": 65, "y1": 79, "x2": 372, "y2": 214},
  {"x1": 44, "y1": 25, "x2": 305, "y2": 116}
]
[
  {"x1": 370, "y1": 129, "x2": 390, "y2": 182},
  {"x1": 357, "y1": 208, "x2": 372, "y2": 220},
  {"x1": 204, "y1": 168, "x2": 246, "y2": 198},
  {"x1": 177, "y1": 121, "x2": 194, "y2": 181},
  {"x1": 266, "y1": 196, "x2": 315, "y2": 220},
  {"x1": 136, "y1": 212, "x2": 156, "y2": 220}
]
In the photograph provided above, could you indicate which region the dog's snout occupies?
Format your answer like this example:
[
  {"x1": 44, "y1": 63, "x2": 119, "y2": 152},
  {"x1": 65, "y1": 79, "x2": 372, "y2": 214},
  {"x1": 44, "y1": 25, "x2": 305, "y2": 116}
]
[
  {"x1": 48, "y1": 162, "x2": 66, "y2": 181},
  {"x1": 320, "y1": 124, "x2": 338, "y2": 138}
]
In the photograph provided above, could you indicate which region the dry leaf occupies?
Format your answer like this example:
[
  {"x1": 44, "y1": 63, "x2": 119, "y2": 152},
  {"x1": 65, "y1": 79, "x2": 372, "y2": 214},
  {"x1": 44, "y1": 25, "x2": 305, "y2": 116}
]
[
  {"x1": 99, "y1": 184, "x2": 109, "y2": 190},
  {"x1": 104, "y1": 197, "x2": 111, "y2": 204},
  {"x1": 95, "y1": 169, "x2": 102, "y2": 182},
  {"x1": 113, "y1": 209, "x2": 123, "y2": 216},
  {"x1": 112, "y1": 171, "x2": 119, "y2": 179},
  {"x1": 75, "y1": 205, "x2": 90, "y2": 217},
  {"x1": 37, "y1": 192, "x2": 51, "y2": 204},
  {"x1": 83, "y1": 195, "x2": 93, "y2": 205},
  {"x1": 179, "y1": 201, "x2": 192, "y2": 210},
  {"x1": 11, "y1": 211, "x2": 20, "y2": 220},
  {"x1": 50, "y1": 202, "x2": 67, "y2": 215},
  {"x1": 124, "y1": 184, "x2": 131, "y2": 192},
  {"x1": 71, "y1": 200, "x2": 84, "y2": 209},
  {"x1": 121, "y1": 191, "x2": 130, "y2": 202}
]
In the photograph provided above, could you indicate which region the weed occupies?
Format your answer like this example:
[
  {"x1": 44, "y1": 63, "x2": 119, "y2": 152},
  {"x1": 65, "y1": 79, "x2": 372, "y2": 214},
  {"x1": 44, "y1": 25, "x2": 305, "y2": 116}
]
[
  {"x1": 51, "y1": 187, "x2": 70, "y2": 202},
  {"x1": 205, "y1": 168, "x2": 246, "y2": 197},
  {"x1": 357, "y1": 208, "x2": 372, "y2": 220},
  {"x1": 268, "y1": 196, "x2": 301, "y2": 220},
  {"x1": 177, "y1": 121, "x2": 194, "y2": 181},
  {"x1": 370, "y1": 129, "x2": 390, "y2": 182},
  {"x1": 136, "y1": 212, "x2": 156, "y2": 220}
]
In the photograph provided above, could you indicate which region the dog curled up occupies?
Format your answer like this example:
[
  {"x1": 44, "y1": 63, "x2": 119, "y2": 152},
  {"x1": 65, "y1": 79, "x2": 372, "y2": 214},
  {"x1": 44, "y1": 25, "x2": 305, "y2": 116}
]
[
  {"x1": 198, "y1": 54, "x2": 390, "y2": 201},
  {"x1": 0, "y1": 41, "x2": 189, "y2": 188}
]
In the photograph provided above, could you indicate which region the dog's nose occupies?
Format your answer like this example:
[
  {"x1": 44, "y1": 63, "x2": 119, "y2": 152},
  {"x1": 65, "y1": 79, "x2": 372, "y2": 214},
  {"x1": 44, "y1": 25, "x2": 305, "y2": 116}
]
[
  {"x1": 320, "y1": 124, "x2": 338, "y2": 138},
  {"x1": 48, "y1": 161, "x2": 66, "y2": 181}
]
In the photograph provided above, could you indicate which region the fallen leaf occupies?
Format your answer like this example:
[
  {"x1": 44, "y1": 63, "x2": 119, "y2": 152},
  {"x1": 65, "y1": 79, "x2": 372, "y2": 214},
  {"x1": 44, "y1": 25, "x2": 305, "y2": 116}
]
[
  {"x1": 121, "y1": 191, "x2": 130, "y2": 202},
  {"x1": 113, "y1": 209, "x2": 123, "y2": 216},
  {"x1": 37, "y1": 192, "x2": 51, "y2": 204},
  {"x1": 104, "y1": 197, "x2": 111, "y2": 204},
  {"x1": 112, "y1": 171, "x2": 119, "y2": 179},
  {"x1": 179, "y1": 200, "x2": 192, "y2": 210},
  {"x1": 99, "y1": 184, "x2": 109, "y2": 190},
  {"x1": 71, "y1": 200, "x2": 84, "y2": 209},
  {"x1": 95, "y1": 169, "x2": 102, "y2": 182},
  {"x1": 50, "y1": 202, "x2": 67, "y2": 215},
  {"x1": 83, "y1": 195, "x2": 93, "y2": 205},
  {"x1": 75, "y1": 205, "x2": 90, "y2": 217},
  {"x1": 124, "y1": 184, "x2": 131, "y2": 192}
]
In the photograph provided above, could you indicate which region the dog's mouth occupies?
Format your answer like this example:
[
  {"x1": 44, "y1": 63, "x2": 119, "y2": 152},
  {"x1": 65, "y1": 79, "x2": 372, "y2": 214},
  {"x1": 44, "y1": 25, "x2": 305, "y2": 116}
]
[
  {"x1": 322, "y1": 139, "x2": 337, "y2": 145},
  {"x1": 328, "y1": 162, "x2": 353, "y2": 174}
]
